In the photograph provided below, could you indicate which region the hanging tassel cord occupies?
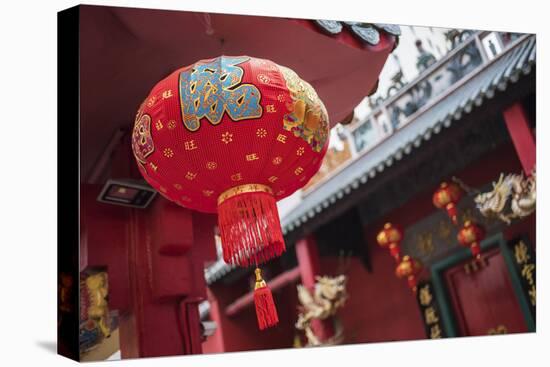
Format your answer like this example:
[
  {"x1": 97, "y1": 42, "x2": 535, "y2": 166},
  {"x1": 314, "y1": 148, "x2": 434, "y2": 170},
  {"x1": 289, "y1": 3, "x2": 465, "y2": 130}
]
[{"x1": 253, "y1": 267, "x2": 279, "y2": 330}]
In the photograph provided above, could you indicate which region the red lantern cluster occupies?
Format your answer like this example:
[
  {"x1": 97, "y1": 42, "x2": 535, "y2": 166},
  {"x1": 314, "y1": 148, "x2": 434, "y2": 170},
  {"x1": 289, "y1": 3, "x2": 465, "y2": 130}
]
[
  {"x1": 376, "y1": 222, "x2": 403, "y2": 262},
  {"x1": 457, "y1": 220, "x2": 486, "y2": 259},
  {"x1": 395, "y1": 255, "x2": 423, "y2": 293},
  {"x1": 377, "y1": 223, "x2": 423, "y2": 293},
  {"x1": 432, "y1": 182, "x2": 463, "y2": 225}
]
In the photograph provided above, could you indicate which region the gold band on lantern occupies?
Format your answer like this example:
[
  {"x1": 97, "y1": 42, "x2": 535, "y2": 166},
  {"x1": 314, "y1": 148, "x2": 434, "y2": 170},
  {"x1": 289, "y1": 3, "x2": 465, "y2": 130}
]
[{"x1": 217, "y1": 183, "x2": 273, "y2": 205}]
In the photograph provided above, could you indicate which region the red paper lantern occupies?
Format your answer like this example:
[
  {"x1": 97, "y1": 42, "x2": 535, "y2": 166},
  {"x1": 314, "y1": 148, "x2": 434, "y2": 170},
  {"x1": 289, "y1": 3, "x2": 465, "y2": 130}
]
[
  {"x1": 376, "y1": 222, "x2": 403, "y2": 262},
  {"x1": 433, "y1": 182, "x2": 463, "y2": 225},
  {"x1": 457, "y1": 220, "x2": 486, "y2": 259},
  {"x1": 132, "y1": 56, "x2": 330, "y2": 329},
  {"x1": 395, "y1": 255, "x2": 423, "y2": 292}
]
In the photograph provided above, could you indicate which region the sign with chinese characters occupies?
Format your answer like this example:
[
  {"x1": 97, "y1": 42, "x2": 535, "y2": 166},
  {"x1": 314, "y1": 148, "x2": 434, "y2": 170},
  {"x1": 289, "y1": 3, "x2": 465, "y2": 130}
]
[
  {"x1": 508, "y1": 237, "x2": 536, "y2": 319},
  {"x1": 416, "y1": 281, "x2": 446, "y2": 339}
]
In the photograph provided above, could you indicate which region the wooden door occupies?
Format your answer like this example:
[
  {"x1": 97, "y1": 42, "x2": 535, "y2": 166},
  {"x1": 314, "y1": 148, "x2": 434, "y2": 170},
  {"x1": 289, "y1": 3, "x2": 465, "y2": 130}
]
[{"x1": 444, "y1": 247, "x2": 528, "y2": 336}]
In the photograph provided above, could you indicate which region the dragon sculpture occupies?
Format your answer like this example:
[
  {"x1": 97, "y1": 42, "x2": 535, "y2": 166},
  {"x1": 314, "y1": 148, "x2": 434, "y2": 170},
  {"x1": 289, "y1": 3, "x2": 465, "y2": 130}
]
[
  {"x1": 295, "y1": 275, "x2": 348, "y2": 347},
  {"x1": 474, "y1": 170, "x2": 536, "y2": 224}
]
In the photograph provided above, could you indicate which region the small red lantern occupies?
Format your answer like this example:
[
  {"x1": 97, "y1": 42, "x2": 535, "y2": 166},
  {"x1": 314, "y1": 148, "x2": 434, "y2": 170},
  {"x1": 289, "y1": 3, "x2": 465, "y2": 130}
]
[
  {"x1": 395, "y1": 255, "x2": 423, "y2": 292},
  {"x1": 457, "y1": 220, "x2": 486, "y2": 259},
  {"x1": 433, "y1": 182, "x2": 463, "y2": 225},
  {"x1": 376, "y1": 223, "x2": 403, "y2": 262},
  {"x1": 132, "y1": 56, "x2": 330, "y2": 330}
]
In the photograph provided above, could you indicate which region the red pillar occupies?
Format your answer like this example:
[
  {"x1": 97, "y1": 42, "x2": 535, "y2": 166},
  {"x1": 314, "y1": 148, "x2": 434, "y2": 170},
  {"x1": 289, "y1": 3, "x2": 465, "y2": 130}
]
[
  {"x1": 503, "y1": 102, "x2": 536, "y2": 174},
  {"x1": 295, "y1": 236, "x2": 334, "y2": 341},
  {"x1": 295, "y1": 236, "x2": 321, "y2": 289}
]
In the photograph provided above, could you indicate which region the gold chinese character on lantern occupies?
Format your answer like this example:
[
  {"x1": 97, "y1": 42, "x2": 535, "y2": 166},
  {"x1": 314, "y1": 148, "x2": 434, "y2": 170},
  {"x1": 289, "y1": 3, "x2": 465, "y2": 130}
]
[
  {"x1": 265, "y1": 104, "x2": 277, "y2": 113},
  {"x1": 162, "y1": 89, "x2": 173, "y2": 99},
  {"x1": 184, "y1": 140, "x2": 198, "y2": 151}
]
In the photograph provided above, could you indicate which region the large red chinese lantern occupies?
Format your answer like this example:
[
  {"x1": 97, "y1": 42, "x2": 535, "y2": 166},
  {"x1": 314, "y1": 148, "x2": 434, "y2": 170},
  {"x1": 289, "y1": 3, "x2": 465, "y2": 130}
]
[
  {"x1": 433, "y1": 182, "x2": 463, "y2": 225},
  {"x1": 457, "y1": 220, "x2": 486, "y2": 259},
  {"x1": 132, "y1": 56, "x2": 330, "y2": 330}
]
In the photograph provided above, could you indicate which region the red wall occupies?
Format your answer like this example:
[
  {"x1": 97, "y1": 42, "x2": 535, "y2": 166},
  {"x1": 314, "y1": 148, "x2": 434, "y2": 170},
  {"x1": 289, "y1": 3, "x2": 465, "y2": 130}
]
[
  {"x1": 81, "y1": 183, "x2": 218, "y2": 357},
  {"x1": 320, "y1": 255, "x2": 425, "y2": 343}
]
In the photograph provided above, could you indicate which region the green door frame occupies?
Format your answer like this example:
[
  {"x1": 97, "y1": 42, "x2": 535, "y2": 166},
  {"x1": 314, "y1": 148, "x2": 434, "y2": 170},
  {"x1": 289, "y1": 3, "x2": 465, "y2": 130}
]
[{"x1": 430, "y1": 232, "x2": 535, "y2": 337}]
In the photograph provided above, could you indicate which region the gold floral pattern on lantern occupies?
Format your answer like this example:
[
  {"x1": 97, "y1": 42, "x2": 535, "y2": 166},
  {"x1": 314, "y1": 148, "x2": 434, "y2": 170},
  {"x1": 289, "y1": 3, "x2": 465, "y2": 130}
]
[
  {"x1": 257, "y1": 74, "x2": 271, "y2": 84},
  {"x1": 131, "y1": 114, "x2": 154, "y2": 164},
  {"x1": 221, "y1": 131, "x2": 233, "y2": 144},
  {"x1": 163, "y1": 148, "x2": 174, "y2": 158},
  {"x1": 231, "y1": 173, "x2": 243, "y2": 181},
  {"x1": 272, "y1": 156, "x2": 283, "y2": 165},
  {"x1": 206, "y1": 161, "x2": 217, "y2": 170},
  {"x1": 296, "y1": 147, "x2": 305, "y2": 156},
  {"x1": 256, "y1": 128, "x2": 268, "y2": 138},
  {"x1": 278, "y1": 65, "x2": 329, "y2": 153}
]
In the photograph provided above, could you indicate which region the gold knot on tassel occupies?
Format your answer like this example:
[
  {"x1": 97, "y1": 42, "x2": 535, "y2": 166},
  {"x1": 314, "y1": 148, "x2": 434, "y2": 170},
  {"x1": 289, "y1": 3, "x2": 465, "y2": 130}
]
[{"x1": 254, "y1": 268, "x2": 267, "y2": 290}]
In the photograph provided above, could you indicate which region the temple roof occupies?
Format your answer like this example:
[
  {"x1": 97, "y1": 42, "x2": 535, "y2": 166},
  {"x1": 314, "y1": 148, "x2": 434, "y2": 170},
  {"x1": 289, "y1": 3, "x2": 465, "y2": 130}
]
[{"x1": 281, "y1": 35, "x2": 535, "y2": 234}]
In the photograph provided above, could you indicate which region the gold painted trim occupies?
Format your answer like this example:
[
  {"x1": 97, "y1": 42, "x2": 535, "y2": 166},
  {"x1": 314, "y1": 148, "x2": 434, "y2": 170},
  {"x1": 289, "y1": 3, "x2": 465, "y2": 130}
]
[{"x1": 217, "y1": 183, "x2": 273, "y2": 205}]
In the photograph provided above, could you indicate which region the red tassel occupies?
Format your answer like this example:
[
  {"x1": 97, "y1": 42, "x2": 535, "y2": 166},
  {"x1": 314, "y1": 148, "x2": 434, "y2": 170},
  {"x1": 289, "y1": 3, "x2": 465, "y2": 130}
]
[
  {"x1": 389, "y1": 243, "x2": 401, "y2": 263},
  {"x1": 470, "y1": 242, "x2": 481, "y2": 259},
  {"x1": 253, "y1": 268, "x2": 279, "y2": 330},
  {"x1": 446, "y1": 202, "x2": 458, "y2": 225},
  {"x1": 407, "y1": 275, "x2": 418, "y2": 293},
  {"x1": 218, "y1": 185, "x2": 285, "y2": 267}
]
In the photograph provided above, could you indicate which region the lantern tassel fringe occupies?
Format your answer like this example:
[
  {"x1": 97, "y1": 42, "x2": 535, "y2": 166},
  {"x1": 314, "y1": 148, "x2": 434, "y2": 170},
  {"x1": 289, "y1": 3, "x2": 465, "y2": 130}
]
[
  {"x1": 253, "y1": 268, "x2": 279, "y2": 330},
  {"x1": 218, "y1": 190, "x2": 285, "y2": 267}
]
